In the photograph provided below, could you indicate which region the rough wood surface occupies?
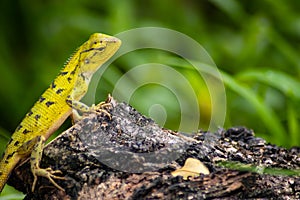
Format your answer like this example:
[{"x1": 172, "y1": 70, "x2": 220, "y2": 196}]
[{"x1": 8, "y1": 96, "x2": 300, "y2": 200}]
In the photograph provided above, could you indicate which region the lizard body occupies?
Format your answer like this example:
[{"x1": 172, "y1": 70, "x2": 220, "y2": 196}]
[{"x1": 0, "y1": 33, "x2": 121, "y2": 192}]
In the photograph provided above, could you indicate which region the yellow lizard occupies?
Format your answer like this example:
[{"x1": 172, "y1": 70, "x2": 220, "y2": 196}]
[{"x1": 0, "y1": 33, "x2": 121, "y2": 192}]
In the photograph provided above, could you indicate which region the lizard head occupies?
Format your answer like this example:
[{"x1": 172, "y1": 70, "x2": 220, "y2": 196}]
[{"x1": 78, "y1": 33, "x2": 121, "y2": 80}]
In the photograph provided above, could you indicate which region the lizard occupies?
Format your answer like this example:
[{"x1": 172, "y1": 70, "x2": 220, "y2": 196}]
[{"x1": 0, "y1": 33, "x2": 121, "y2": 192}]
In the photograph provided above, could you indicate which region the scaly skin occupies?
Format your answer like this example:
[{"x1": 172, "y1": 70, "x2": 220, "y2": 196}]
[{"x1": 0, "y1": 33, "x2": 121, "y2": 192}]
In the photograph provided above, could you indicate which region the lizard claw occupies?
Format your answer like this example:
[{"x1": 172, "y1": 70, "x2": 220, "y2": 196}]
[{"x1": 44, "y1": 167, "x2": 64, "y2": 176}]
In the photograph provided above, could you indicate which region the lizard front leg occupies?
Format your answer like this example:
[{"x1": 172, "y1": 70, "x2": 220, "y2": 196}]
[
  {"x1": 66, "y1": 97, "x2": 112, "y2": 122},
  {"x1": 17, "y1": 136, "x2": 66, "y2": 192}
]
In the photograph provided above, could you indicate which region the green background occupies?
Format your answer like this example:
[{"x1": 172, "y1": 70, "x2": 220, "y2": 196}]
[{"x1": 0, "y1": 0, "x2": 299, "y2": 197}]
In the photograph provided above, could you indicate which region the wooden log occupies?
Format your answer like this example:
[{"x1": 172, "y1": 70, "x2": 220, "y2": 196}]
[{"x1": 8, "y1": 96, "x2": 300, "y2": 199}]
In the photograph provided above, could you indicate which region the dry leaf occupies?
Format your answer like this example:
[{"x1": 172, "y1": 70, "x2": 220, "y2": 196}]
[{"x1": 171, "y1": 158, "x2": 210, "y2": 180}]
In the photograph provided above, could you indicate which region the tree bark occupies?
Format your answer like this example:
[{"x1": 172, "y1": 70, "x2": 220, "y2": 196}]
[{"x1": 8, "y1": 96, "x2": 300, "y2": 200}]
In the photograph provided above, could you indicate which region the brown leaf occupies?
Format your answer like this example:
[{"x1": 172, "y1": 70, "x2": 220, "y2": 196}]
[{"x1": 171, "y1": 158, "x2": 210, "y2": 180}]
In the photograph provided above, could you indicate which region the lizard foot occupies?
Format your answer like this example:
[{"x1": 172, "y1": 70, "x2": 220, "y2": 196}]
[
  {"x1": 91, "y1": 95, "x2": 113, "y2": 119},
  {"x1": 32, "y1": 167, "x2": 66, "y2": 192}
]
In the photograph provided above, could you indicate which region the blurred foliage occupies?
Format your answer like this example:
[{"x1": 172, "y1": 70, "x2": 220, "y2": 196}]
[{"x1": 0, "y1": 0, "x2": 300, "y2": 196}]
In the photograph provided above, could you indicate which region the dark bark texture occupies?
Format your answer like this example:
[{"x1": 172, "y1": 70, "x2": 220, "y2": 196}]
[{"x1": 8, "y1": 97, "x2": 300, "y2": 200}]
